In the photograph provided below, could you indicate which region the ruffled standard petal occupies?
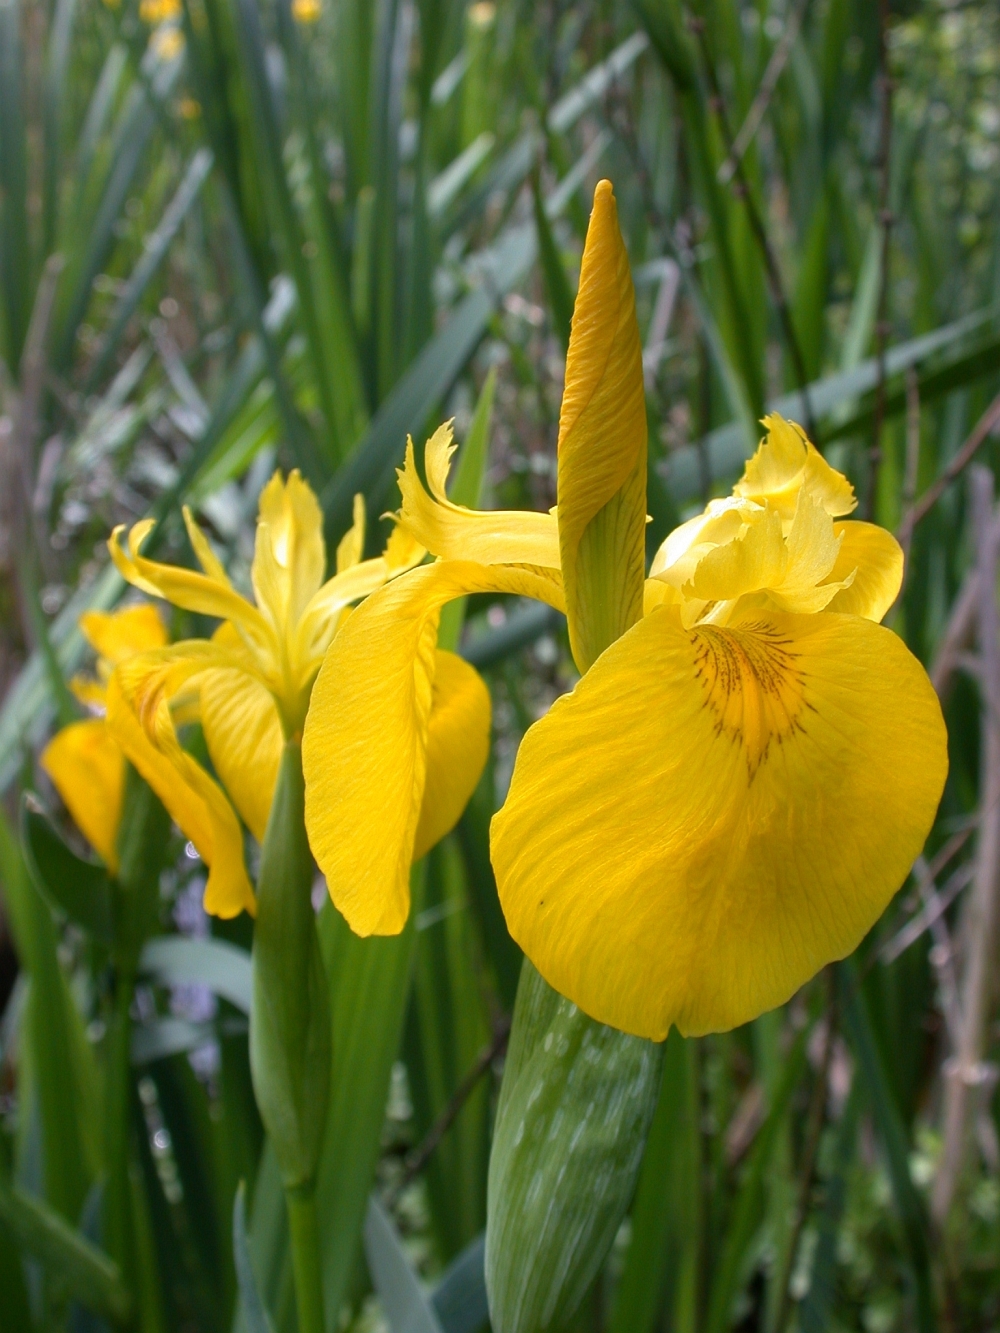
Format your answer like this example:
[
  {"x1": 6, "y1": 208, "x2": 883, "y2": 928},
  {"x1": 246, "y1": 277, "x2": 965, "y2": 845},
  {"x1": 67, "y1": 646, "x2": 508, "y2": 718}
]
[
  {"x1": 199, "y1": 666, "x2": 284, "y2": 842},
  {"x1": 80, "y1": 603, "x2": 167, "y2": 662},
  {"x1": 824, "y1": 521, "x2": 903, "y2": 622},
  {"x1": 413, "y1": 650, "x2": 491, "y2": 860},
  {"x1": 734, "y1": 415, "x2": 857, "y2": 522},
  {"x1": 107, "y1": 652, "x2": 256, "y2": 918},
  {"x1": 303, "y1": 559, "x2": 563, "y2": 937},
  {"x1": 252, "y1": 469, "x2": 327, "y2": 633},
  {"x1": 557, "y1": 179, "x2": 646, "y2": 669},
  {"x1": 41, "y1": 720, "x2": 124, "y2": 873},
  {"x1": 397, "y1": 425, "x2": 559, "y2": 568},
  {"x1": 492, "y1": 605, "x2": 947, "y2": 1041}
]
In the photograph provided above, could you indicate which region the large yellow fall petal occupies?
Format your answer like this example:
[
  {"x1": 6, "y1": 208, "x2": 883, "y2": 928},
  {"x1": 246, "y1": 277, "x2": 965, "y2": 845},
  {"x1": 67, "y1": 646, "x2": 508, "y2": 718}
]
[
  {"x1": 397, "y1": 424, "x2": 560, "y2": 567},
  {"x1": 492, "y1": 605, "x2": 947, "y2": 1040},
  {"x1": 79, "y1": 603, "x2": 167, "y2": 663},
  {"x1": 107, "y1": 656, "x2": 256, "y2": 918},
  {"x1": 413, "y1": 650, "x2": 491, "y2": 860},
  {"x1": 557, "y1": 180, "x2": 646, "y2": 671},
  {"x1": 41, "y1": 720, "x2": 124, "y2": 873},
  {"x1": 199, "y1": 666, "x2": 284, "y2": 842},
  {"x1": 823, "y1": 521, "x2": 903, "y2": 622},
  {"x1": 303, "y1": 559, "x2": 564, "y2": 937}
]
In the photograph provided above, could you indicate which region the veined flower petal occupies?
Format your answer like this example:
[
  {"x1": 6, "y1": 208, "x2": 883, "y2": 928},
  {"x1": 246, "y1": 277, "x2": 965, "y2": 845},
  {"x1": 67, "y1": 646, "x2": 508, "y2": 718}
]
[
  {"x1": 491, "y1": 604, "x2": 947, "y2": 1040},
  {"x1": 823, "y1": 521, "x2": 903, "y2": 621},
  {"x1": 252, "y1": 470, "x2": 326, "y2": 634},
  {"x1": 413, "y1": 650, "x2": 492, "y2": 860},
  {"x1": 200, "y1": 667, "x2": 284, "y2": 843},
  {"x1": 397, "y1": 424, "x2": 559, "y2": 567},
  {"x1": 41, "y1": 719, "x2": 124, "y2": 873},
  {"x1": 80, "y1": 603, "x2": 167, "y2": 663},
  {"x1": 107, "y1": 650, "x2": 256, "y2": 918},
  {"x1": 303, "y1": 559, "x2": 564, "y2": 936},
  {"x1": 109, "y1": 522, "x2": 273, "y2": 662},
  {"x1": 557, "y1": 179, "x2": 646, "y2": 670}
]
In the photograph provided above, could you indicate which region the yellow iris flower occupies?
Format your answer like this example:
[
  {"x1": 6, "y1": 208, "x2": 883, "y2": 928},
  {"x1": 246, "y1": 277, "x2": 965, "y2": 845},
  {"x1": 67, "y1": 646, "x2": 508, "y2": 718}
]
[
  {"x1": 302, "y1": 179, "x2": 947, "y2": 1043},
  {"x1": 104, "y1": 471, "x2": 490, "y2": 919},
  {"x1": 41, "y1": 604, "x2": 168, "y2": 875}
]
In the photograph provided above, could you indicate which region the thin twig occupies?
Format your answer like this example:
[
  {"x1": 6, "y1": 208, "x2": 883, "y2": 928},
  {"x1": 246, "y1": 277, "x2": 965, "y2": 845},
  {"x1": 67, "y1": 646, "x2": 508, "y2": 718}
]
[
  {"x1": 933, "y1": 466, "x2": 1000, "y2": 1226},
  {"x1": 385, "y1": 1016, "x2": 511, "y2": 1207},
  {"x1": 897, "y1": 390, "x2": 1000, "y2": 545},
  {"x1": 689, "y1": 16, "x2": 816, "y2": 442},
  {"x1": 866, "y1": 0, "x2": 894, "y2": 520},
  {"x1": 717, "y1": 0, "x2": 806, "y2": 185}
]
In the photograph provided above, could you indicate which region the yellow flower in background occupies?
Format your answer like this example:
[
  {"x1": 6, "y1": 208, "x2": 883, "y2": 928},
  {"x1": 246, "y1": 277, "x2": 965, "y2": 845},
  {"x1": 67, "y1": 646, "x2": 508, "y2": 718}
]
[
  {"x1": 41, "y1": 604, "x2": 167, "y2": 874},
  {"x1": 139, "y1": 0, "x2": 180, "y2": 22},
  {"x1": 105, "y1": 471, "x2": 432, "y2": 918},
  {"x1": 303, "y1": 176, "x2": 947, "y2": 1047},
  {"x1": 291, "y1": 0, "x2": 321, "y2": 22},
  {"x1": 301, "y1": 426, "x2": 562, "y2": 935}
]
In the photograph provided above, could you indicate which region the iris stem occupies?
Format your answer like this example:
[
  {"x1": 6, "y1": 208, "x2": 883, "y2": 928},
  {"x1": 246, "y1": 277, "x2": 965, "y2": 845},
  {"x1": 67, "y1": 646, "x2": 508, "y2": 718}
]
[{"x1": 286, "y1": 1184, "x2": 325, "y2": 1333}]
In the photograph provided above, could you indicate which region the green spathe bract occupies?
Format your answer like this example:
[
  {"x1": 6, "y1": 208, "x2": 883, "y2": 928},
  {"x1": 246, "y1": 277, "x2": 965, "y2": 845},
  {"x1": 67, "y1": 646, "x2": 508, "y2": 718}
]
[{"x1": 485, "y1": 961, "x2": 662, "y2": 1333}]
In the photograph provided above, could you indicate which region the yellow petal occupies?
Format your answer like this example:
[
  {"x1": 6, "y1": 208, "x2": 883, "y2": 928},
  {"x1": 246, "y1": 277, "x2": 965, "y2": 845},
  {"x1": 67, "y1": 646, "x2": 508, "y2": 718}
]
[
  {"x1": 413, "y1": 651, "x2": 491, "y2": 860},
  {"x1": 107, "y1": 653, "x2": 256, "y2": 918},
  {"x1": 71, "y1": 677, "x2": 108, "y2": 709},
  {"x1": 183, "y1": 507, "x2": 233, "y2": 585},
  {"x1": 199, "y1": 667, "x2": 284, "y2": 842},
  {"x1": 109, "y1": 523, "x2": 273, "y2": 662},
  {"x1": 336, "y1": 494, "x2": 366, "y2": 573},
  {"x1": 397, "y1": 425, "x2": 560, "y2": 567},
  {"x1": 557, "y1": 179, "x2": 646, "y2": 670},
  {"x1": 79, "y1": 603, "x2": 167, "y2": 663},
  {"x1": 823, "y1": 521, "x2": 903, "y2": 622},
  {"x1": 41, "y1": 720, "x2": 124, "y2": 873},
  {"x1": 491, "y1": 605, "x2": 947, "y2": 1040},
  {"x1": 303, "y1": 559, "x2": 564, "y2": 937},
  {"x1": 687, "y1": 504, "x2": 787, "y2": 603},
  {"x1": 734, "y1": 416, "x2": 856, "y2": 522},
  {"x1": 252, "y1": 469, "x2": 326, "y2": 634}
]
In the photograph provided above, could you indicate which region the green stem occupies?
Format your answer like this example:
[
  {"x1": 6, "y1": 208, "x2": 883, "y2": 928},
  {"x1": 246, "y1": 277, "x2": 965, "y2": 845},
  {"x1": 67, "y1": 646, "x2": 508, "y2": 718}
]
[
  {"x1": 105, "y1": 970, "x2": 136, "y2": 1282},
  {"x1": 285, "y1": 1184, "x2": 325, "y2": 1333}
]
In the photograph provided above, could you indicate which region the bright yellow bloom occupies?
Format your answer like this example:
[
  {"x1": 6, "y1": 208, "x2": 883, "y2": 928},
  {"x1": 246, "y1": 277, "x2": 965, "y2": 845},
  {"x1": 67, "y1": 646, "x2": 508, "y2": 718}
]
[
  {"x1": 41, "y1": 604, "x2": 167, "y2": 874},
  {"x1": 302, "y1": 180, "x2": 947, "y2": 1042},
  {"x1": 104, "y1": 471, "x2": 479, "y2": 919},
  {"x1": 291, "y1": 0, "x2": 321, "y2": 22}
]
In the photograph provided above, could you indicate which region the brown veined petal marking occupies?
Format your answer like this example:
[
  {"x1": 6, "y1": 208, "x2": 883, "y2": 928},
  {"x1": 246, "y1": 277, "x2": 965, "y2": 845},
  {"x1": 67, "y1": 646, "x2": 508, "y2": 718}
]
[{"x1": 491, "y1": 604, "x2": 948, "y2": 1041}]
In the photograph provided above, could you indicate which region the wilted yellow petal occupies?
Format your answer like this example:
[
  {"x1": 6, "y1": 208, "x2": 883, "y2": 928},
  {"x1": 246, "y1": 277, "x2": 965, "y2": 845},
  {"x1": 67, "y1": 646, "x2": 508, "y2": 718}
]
[
  {"x1": 735, "y1": 416, "x2": 856, "y2": 522},
  {"x1": 824, "y1": 521, "x2": 903, "y2": 621},
  {"x1": 336, "y1": 494, "x2": 366, "y2": 573},
  {"x1": 492, "y1": 604, "x2": 947, "y2": 1040},
  {"x1": 413, "y1": 651, "x2": 491, "y2": 860},
  {"x1": 557, "y1": 179, "x2": 646, "y2": 670},
  {"x1": 303, "y1": 559, "x2": 563, "y2": 937},
  {"x1": 107, "y1": 653, "x2": 256, "y2": 918},
  {"x1": 41, "y1": 720, "x2": 124, "y2": 873},
  {"x1": 200, "y1": 667, "x2": 284, "y2": 843},
  {"x1": 397, "y1": 426, "x2": 559, "y2": 567},
  {"x1": 80, "y1": 604, "x2": 167, "y2": 663}
]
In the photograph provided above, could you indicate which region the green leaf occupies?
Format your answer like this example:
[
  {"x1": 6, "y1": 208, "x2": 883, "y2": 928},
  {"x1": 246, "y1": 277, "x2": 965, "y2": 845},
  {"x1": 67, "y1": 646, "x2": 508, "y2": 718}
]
[
  {"x1": 0, "y1": 1177, "x2": 132, "y2": 1325},
  {"x1": 531, "y1": 169, "x2": 574, "y2": 353},
  {"x1": 20, "y1": 797, "x2": 113, "y2": 946},
  {"x1": 234, "y1": 1182, "x2": 276, "y2": 1333},
  {"x1": 363, "y1": 1194, "x2": 445, "y2": 1333},
  {"x1": 431, "y1": 1234, "x2": 489, "y2": 1333},
  {"x1": 140, "y1": 936, "x2": 253, "y2": 1014},
  {"x1": 485, "y1": 961, "x2": 663, "y2": 1333},
  {"x1": 0, "y1": 0, "x2": 31, "y2": 365},
  {"x1": 839, "y1": 959, "x2": 937, "y2": 1333},
  {"x1": 609, "y1": 1030, "x2": 700, "y2": 1333}
]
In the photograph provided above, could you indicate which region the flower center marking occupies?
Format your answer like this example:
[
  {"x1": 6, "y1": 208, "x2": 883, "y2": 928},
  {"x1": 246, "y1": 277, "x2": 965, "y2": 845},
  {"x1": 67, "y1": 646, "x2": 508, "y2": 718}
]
[{"x1": 691, "y1": 620, "x2": 809, "y2": 780}]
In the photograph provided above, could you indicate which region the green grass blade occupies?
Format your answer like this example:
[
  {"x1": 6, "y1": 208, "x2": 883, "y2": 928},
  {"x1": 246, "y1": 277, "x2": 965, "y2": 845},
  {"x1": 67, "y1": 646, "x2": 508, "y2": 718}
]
[
  {"x1": 0, "y1": 0, "x2": 31, "y2": 366},
  {"x1": 41, "y1": 0, "x2": 78, "y2": 258}
]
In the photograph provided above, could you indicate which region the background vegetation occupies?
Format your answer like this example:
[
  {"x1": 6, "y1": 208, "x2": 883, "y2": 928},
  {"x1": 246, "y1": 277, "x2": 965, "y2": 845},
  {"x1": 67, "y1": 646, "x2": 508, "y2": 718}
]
[{"x1": 1, "y1": 0, "x2": 999, "y2": 1330}]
